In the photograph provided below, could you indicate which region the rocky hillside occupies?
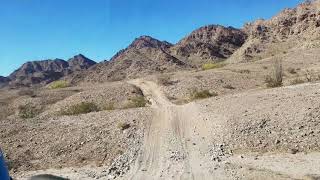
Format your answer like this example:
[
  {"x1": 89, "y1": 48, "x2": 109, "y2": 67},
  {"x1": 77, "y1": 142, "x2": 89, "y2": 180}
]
[
  {"x1": 8, "y1": 54, "x2": 96, "y2": 87},
  {"x1": 229, "y1": 0, "x2": 320, "y2": 62},
  {"x1": 171, "y1": 25, "x2": 247, "y2": 65}
]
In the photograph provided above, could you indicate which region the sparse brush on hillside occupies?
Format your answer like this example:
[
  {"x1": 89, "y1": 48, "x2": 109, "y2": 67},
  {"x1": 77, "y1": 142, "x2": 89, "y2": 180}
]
[
  {"x1": 18, "y1": 104, "x2": 40, "y2": 119},
  {"x1": 190, "y1": 89, "x2": 217, "y2": 100},
  {"x1": 265, "y1": 59, "x2": 283, "y2": 88},
  {"x1": 202, "y1": 63, "x2": 225, "y2": 70},
  {"x1": 61, "y1": 102, "x2": 99, "y2": 115},
  {"x1": 49, "y1": 80, "x2": 69, "y2": 89}
]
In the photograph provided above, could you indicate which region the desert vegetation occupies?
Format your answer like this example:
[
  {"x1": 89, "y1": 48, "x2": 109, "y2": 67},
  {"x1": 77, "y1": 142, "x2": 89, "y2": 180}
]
[
  {"x1": 49, "y1": 80, "x2": 69, "y2": 89},
  {"x1": 61, "y1": 102, "x2": 99, "y2": 115},
  {"x1": 202, "y1": 63, "x2": 225, "y2": 70},
  {"x1": 265, "y1": 59, "x2": 283, "y2": 88},
  {"x1": 190, "y1": 89, "x2": 217, "y2": 100},
  {"x1": 18, "y1": 104, "x2": 41, "y2": 119},
  {"x1": 124, "y1": 96, "x2": 149, "y2": 109}
]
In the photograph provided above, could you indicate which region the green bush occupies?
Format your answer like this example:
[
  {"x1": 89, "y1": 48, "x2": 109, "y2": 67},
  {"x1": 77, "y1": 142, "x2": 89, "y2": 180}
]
[
  {"x1": 18, "y1": 104, "x2": 40, "y2": 119},
  {"x1": 202, "y1": 63, "x2": 225, "y2": 70},
  {"x1": 61, "y1": 102, "x2": 99, "y2": 115},
  {"x1": 124, "y1": 96, "x2": 148, "y2": 109},
  {"x1": 49, "y1": 80, "x2": 69, "y2": 89},
  {"x1": 190, "y1": 89, "x2": 217, "y2": 100}
]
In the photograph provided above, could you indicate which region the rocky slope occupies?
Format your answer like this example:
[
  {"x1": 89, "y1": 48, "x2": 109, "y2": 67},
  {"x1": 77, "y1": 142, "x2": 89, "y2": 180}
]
[
  {"x1": 229, "y1": 0, "x2": 320, "y2": 62},
  {"x1": 171, "y1": 25, "x2": 247, "y2": 65},
  {"x1": 7, "y1": 54, "x2": 96, "y2": 87}
]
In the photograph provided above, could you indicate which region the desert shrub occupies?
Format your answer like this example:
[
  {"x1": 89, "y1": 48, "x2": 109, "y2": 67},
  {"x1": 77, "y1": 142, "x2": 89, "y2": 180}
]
[
  {"x1": 49, "y1": 80, "x2": 69, "y2": 89},
  {"x1": 61, "y1": 102, "x2": 99, "y2": 115},
  {"x1": 157, "y1": 74, "x2": 172, "y2": 86},
  {"x1": 18, "y1": 104, "x2": 40, "y2": 119},
  {"x1": 223, "y1": 84, "x2": 236, "y2": 89},
  {"x1": 18, "y1": 89, "x2": 35, "y2": 97},
  {"x1": 290, "y1": 78, "x2": 304, "y2": 85},
  {"x1": 190, "y1": 89, "x2": 217, "y2": 100},
  {"x1": 105, "y1": 102, "x2": 115, "y2": 111},
  {"x1": 265, "y1": 59, "x2": 283, "y2": 88},
  {"x1": 202, "y1": 63, "x2": 225, "y2": 70},
  {"x1": 124, "y1": 96, "x2": 148, "y2": 109},
  {"x1": 287, "y1": 67, "x2": 297, "y2": 74},
  {"x1": 117, "y1": 122, "x2": 130, "y2": 130}
]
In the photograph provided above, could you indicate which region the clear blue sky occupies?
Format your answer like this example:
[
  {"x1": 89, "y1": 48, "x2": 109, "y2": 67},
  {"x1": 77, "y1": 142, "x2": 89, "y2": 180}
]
[{"x1": 0, "y1": 0, "x2": 303, "y2": 76}]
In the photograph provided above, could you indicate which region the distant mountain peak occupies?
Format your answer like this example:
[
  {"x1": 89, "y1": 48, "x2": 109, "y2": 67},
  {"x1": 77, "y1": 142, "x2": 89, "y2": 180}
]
[{"x1": 129, "y1": 35, "x2": 173, "y2": 50}]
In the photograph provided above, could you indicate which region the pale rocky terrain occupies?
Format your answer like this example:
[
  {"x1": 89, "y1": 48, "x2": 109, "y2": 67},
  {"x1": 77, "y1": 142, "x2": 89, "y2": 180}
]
[{"x1": 1, "y1": 1, "x2": 320, "y2": 180}]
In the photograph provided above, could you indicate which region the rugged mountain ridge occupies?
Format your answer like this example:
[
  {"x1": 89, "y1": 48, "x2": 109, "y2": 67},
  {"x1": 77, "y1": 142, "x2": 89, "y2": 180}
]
[
  {"x1": 73, "y1": 36, "x2": 189, "y2": 83},
  {"x1": 7, "y1": 54, "x2": 96, "y2": 87},
  {"x1": 229, "y1": 0, "x2": 320, "y2": 62},
  {"x1": 171, "y1": 25, "x2": 247, "y2": 65}
]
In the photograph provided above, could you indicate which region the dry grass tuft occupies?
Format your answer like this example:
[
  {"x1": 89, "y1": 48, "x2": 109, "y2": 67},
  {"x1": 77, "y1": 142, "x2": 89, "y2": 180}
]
[
  {"x1": 202, "y1": 63, "x2": 225, "y2": 70},
  {"x1": 265, "y1": 59, "x2": 283, "y2": 88}
]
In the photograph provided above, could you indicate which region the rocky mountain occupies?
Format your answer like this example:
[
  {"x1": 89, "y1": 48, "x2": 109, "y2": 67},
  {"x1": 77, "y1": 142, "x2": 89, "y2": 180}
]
[
  {"x1": 8, "y1": 54, "x2": 96, "y2": 87},
  {"x1": 171, "y1": 25, "x2": 247, "y2": 65},
  {"x1": 229, "y1": 0, "x2": 320, "y2": 62},
  {"x1": 74, "y1": 36, "x2": 189, "y2": 83}
]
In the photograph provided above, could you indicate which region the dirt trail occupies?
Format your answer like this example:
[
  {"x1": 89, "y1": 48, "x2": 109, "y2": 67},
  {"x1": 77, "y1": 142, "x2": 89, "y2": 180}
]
[{"x1": 126, "y1": 80, "x2": 221, "y2": 180}]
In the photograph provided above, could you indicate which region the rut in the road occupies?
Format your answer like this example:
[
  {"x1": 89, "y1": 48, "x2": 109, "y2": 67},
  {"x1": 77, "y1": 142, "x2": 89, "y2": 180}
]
[{"x1": 124, "y1": 80, "x2": 217, "y2": 180}]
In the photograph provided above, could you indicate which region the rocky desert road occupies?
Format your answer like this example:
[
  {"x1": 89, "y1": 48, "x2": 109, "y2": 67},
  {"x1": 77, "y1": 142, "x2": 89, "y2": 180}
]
[{"x1": 125, "y1": 80, "x2": 219, "y2": 180}]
